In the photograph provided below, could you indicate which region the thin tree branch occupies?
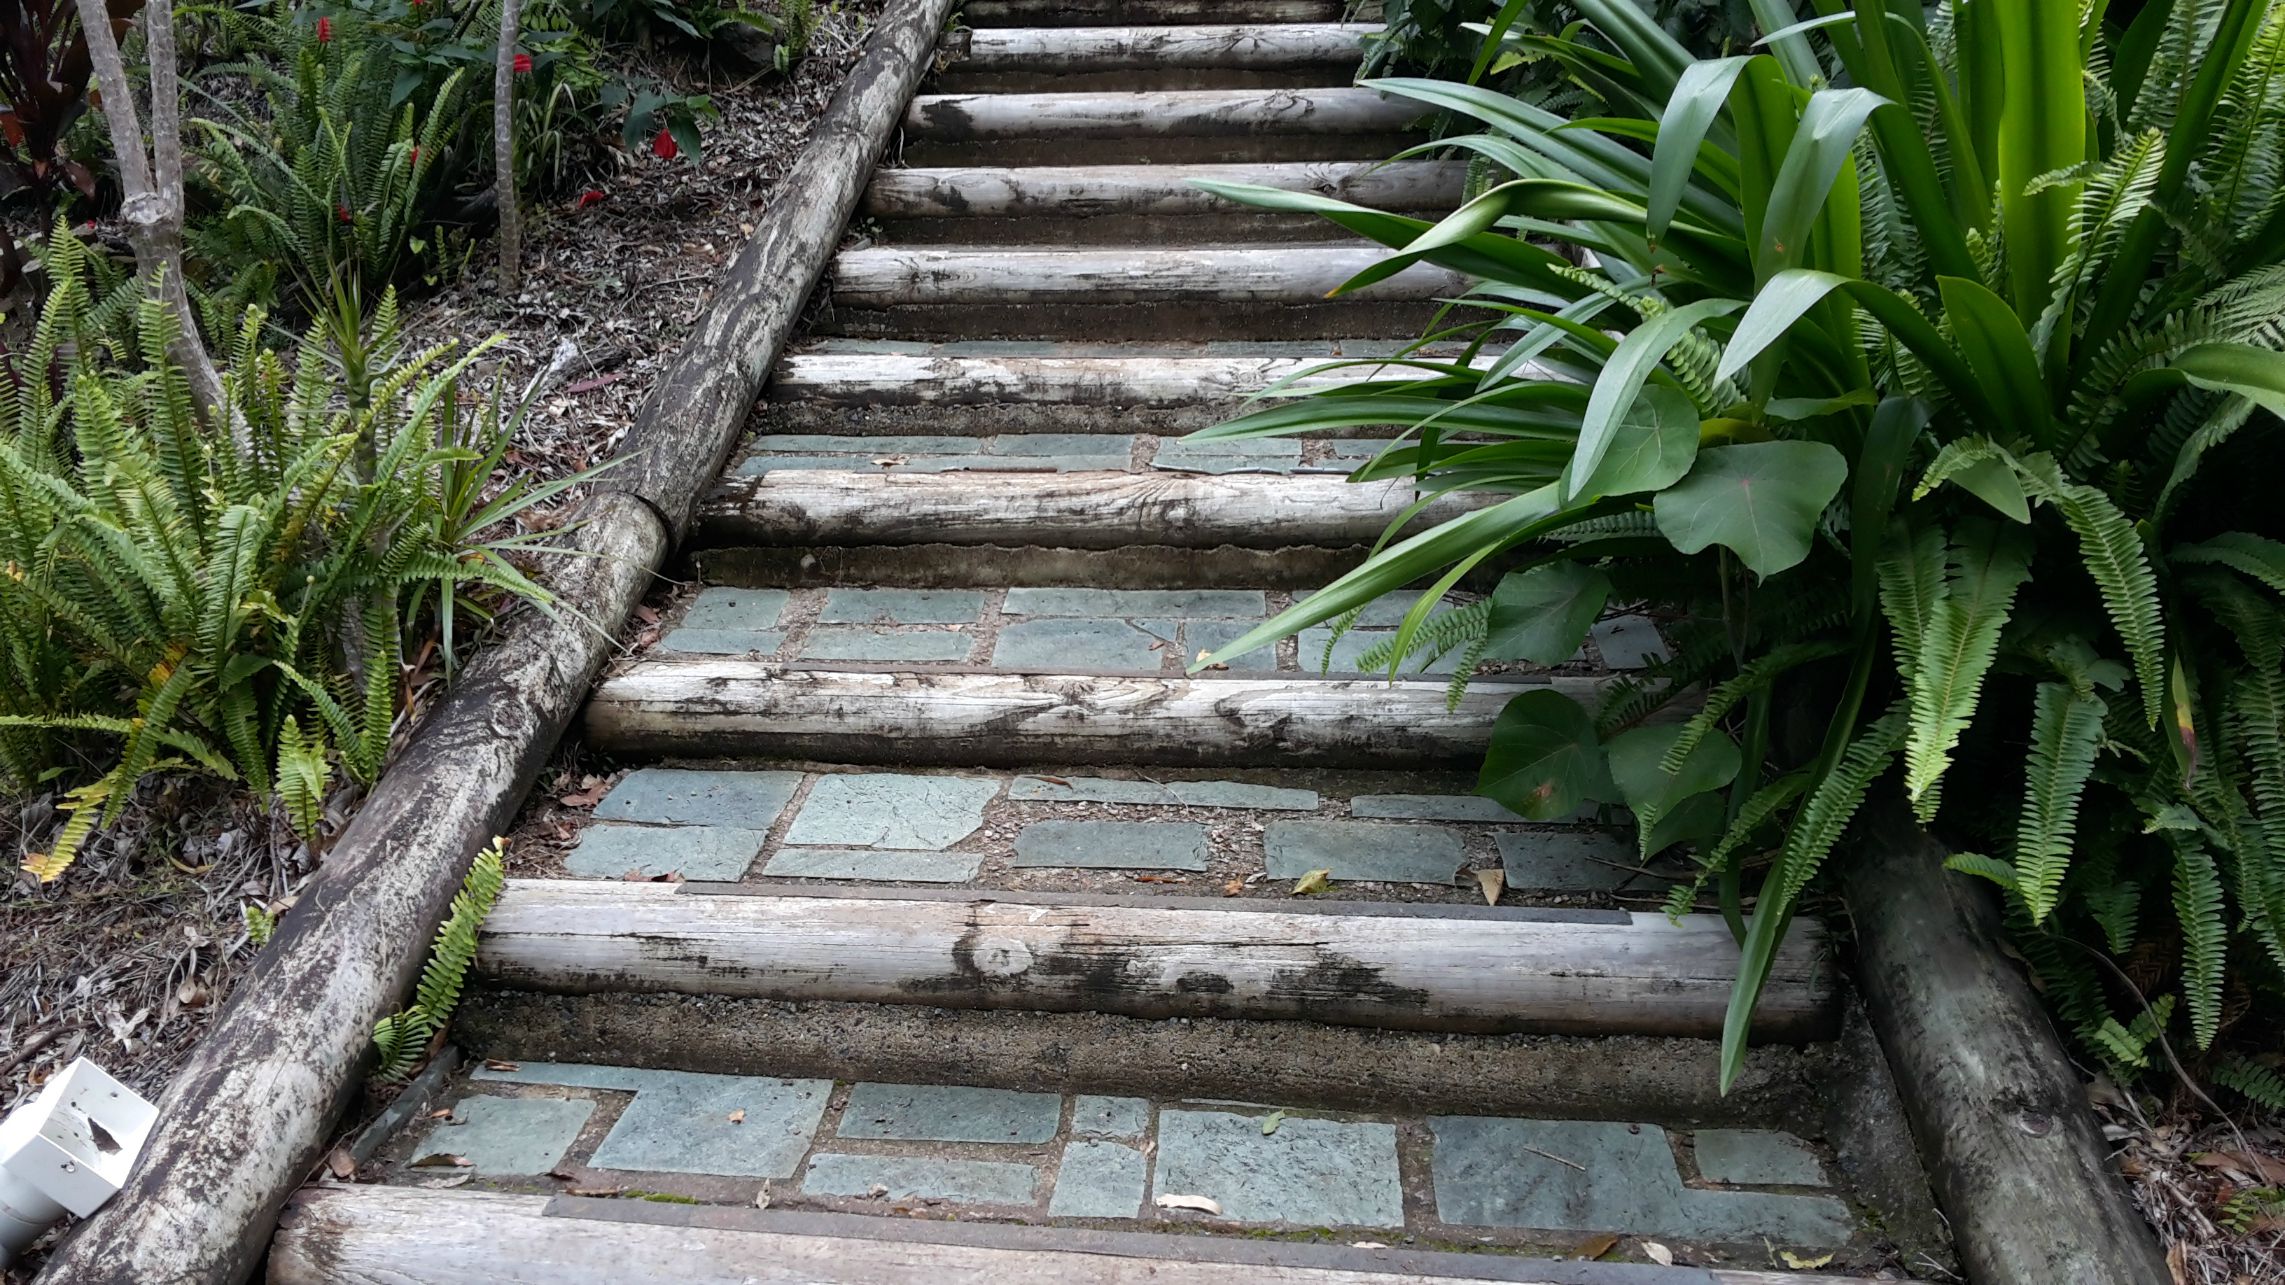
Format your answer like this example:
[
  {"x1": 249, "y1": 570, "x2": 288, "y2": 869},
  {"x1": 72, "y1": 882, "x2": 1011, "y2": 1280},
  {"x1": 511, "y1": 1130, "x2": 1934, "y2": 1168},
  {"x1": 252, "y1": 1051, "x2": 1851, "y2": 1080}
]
[{"x1": 493, "y1": 0, "x2": 523, "y2": 294}]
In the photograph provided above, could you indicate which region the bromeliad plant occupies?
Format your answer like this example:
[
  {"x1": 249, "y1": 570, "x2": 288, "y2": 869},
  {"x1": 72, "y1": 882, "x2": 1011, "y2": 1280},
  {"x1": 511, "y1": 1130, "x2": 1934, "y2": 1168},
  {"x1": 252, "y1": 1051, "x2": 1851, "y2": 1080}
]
[{"x1": 1191, "y1": 0, "x2": 2285, "y2": 1088}]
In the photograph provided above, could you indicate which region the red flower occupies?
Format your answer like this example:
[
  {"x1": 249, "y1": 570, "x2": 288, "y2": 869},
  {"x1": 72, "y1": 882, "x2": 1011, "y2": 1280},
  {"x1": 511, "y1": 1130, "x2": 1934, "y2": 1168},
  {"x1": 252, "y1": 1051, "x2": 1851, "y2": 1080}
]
[
  {"x1": 512, "y1": 52, "x2": 533, "y2": 74},
  {"x1": 336, "y1": 203, "x2": 352, "y2": 224},
  {"x1": 408, "y1": 145, "x2": 420, "y2": 163},
  {"x1": 315, "y1": 15, "x2": 331, "y2": 41},
  {"x1": 575, "y1": 188, "x2": 606, "y2": 210},
  {"x1": 650, "y1": 127, "x2": 678, "y2": 160}
]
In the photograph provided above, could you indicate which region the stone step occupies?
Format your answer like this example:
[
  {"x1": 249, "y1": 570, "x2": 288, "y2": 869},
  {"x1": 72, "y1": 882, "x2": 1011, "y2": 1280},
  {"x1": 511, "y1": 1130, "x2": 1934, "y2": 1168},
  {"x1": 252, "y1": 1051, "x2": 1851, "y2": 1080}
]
[
  {"x1": 963, "y1": 0, "x2": 1363, "y2": 31},
  {"x1": 861, "y1": 159, "x2": 1464, "y2": 245},
  {"x1": 934, "y1": 23, "x2": 1377, "y2": 93},
  {"x1": 531, "y1": 763, "x2": 1669, "y2": 897},
  {"x1": 901, "y1": 87, "x2": 1422, "y2": 166},
  {"x1": 584, "y1": 662, "x2": 1598, "y2": 766},
  {"x1": 825, "y1": 245, "x2": 1464, "y2": 341}
]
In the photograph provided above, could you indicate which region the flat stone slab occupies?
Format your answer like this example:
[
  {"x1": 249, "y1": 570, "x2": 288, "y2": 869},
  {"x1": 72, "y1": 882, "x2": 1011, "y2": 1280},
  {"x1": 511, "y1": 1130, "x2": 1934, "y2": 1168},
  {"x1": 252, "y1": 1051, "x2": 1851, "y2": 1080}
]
[
  {"x1": 1297, "y1": 626, "x2": 1464, "y2": 675},
  {"x1": 1050, "y1": 1141, "x2": 1149, "y2": 1218},
  {"x1": 783, "y1": 774, "x2": 999, "y2": 850},
  {"x1": 1012, "y1": 820, "x2": 1210, "y2": 871},
  {"x1": 1428, "y1": 1117, "x2": 1853, "y2": 1247},
  {"x1": 802, "y1": 1154, "x2": 1038, "y2": 1205},
  {"x1": 992, "y1": 618, "x2": 1177, "y2": 670},
  {"x1": 1071, "y1": 1095, "x2": 1149, "y2": 1139},
  {"x1": 1154, "y1": 1109, "x2": 1403, "y2": 1228},
  {"x1": 1496, "y1": 830, "x2": 1639, "y2": 889},
  {"x1": 1694, "y1": 1129, "x2": 1828, "y2": 1187},
  {"x1": 1591, "y1": 615, "x2": 1667, "y2": 669},
  {"x1": 591, "y1": 1077, "x2": 832, "y2": 1179},
  {"x1": 563, "y1": 824, "x2": 767, "y2": 880},
  {"x1": 661, "y1": 628, "x2": 785, "y2": 655},
  {"x1": 760, "y1": 848, "x2": 983, "y2": 882},
  {"x1": 799, "y1": 627, "x2": 975, "y2": 662},
  {"x1": 1349, "y1": 794, "x2": 1528, "y2": 823},
  {"x1": 1182, "y1": 620, "x2": 1280, "y2": 671},
  {"x1": 680, "y1": 588, "x2": 789, "y2": 631},
  {"x1": 1002, "y1": 588, "x2": 1265, "y2": 617},
  {"x1": 594, "y1": 769, "x2": 804, "y2": 829},
  {"x1": 819, "y1": 589, "x2": 986, "y2": 624},
  {"x1": 425, "y1": 1096, "x2": 592, "y2": 1176},
  {"x1": 1152, "y1": 438, "x2": 1302, "y2": 474},
  {"x1": 1263, "y1": 820, "x2": 1463, "y2": 885},
  {"x1": 1009, "y1": 776, "x2": 1316, "y2": 810},
  {"x1": 838, "y1": 1083, "x2": 1062, "y2": 1144}
]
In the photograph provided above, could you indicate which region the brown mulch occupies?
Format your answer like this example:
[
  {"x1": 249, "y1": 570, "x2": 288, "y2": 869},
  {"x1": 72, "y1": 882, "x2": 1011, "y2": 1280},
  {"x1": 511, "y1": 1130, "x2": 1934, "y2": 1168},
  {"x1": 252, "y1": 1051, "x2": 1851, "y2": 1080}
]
[
  {"x1": 1, "y1": 0, "x2": 883, "y2": 1202},
  {"x1": 2097, "y1": 1077, "x2": 2285, "y2": 1284}
]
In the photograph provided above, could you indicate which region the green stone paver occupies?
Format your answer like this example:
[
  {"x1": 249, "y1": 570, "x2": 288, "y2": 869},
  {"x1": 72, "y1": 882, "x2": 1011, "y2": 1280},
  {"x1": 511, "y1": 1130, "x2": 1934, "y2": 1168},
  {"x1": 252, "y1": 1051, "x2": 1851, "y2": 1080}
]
[
  {"x1": 590, "y1": 1077, "x2": 832, "y2": 1178},
  {"x1": 1001, "y1": 588, "x2": 1266, "y2": 617},
  {"x1": 1349, "y1": 794, "x2": 1527, "y2": 822},
  {"x1": 1012, "y1": 820, "x2": 1210, "y2": 871},
  {"x1": 1296, "y1": 626, "x2": 1464, "y2": 675},
  {"x1": 473, "y1": 1061, "x2": 674, "y2": 1091},
  {"x1": 1071, "y1": 1095, "x2": 1150, "y2": 1139},
  {"x1": 802, "y1": 1154, "x2": 1038, "y2": 1205},
  {"x1": 994, "y1": 433, "x2": 1131, "y2": 457},
  {"x1": 783, "y1": 774, "x2": 999, "y2": 850},
  {"x1": 563, "y1": 824, "x2": 768, "y2": 880},
  {"x1": 1591, "y1": 615, "x2": 1667, "y2": 669},
  {"x1": 594, "y1": 768, "x2": 805, "y2": 829},
  {"x1": 819, "y1": 589, "x2": 987, "y2": 624},
  {"x1": 680, "y1": 588, "x2": 790, "y2": 631},
  {"x1": 1263, "y1": 820, "x2": 1463, "y2": 884},
  {"x1": 761, "y1": 434, "x2": 982, "y2": 454},
  {"x1": 1495, "y1": 830, "x2": 1639, "y2": 889},
  {"x1": 1182, "y1": 620, "x2": 1279, "y2": 671},
  {"x1": 1428, "y1": 1118, "x2": 1854, "y2": 1247},
  {"x1": 661, "y1": 628, "x2": 786, "y2": 655},
  {"x1": 1343, "y1": 592, "x2": 1455, "y2": 627},
  {"x1": 1049, "y1": 1141, "x2": 1149, "y2": 1218},
  {"x1": 798, "y1": 628, "x2": 975, "y2": 662},
  {"x1": 1694, "y1": 1129, "x2": 1828, "y2": 1187},
  {"x1": 1009, "y1": 776, "x2": 1317, "y2": 810},
  {"x1": 992, "y1": 618, "x2": 1176, "y2": 670},
  {"x1": 760, "y1": 848, "x2": 982, "y2": 882},
  {"x1": 1152, "y1": 438, "x2": 1302, "y2": 474},
  {"x1": 1154, "y1": 1110, "x2": 1403, "y2": 1227},
  {"x1": 838, "y1": 1084, "x2": 1063, "y2": 1144},
  {"x1": 426, "y1": 1096, "x2": 593, "y2": 1176}
]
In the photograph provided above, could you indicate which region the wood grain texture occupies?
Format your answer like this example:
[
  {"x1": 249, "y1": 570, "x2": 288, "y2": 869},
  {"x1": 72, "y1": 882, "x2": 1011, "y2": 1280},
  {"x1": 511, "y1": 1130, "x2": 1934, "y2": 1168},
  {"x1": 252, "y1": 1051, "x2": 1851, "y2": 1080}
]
[
  {"x1": 696, "y1": 471, "x2": 1495, "y2": 550},
  {"x1": 906, "y1": 87, "x2": 1422, "y2": 140},
  {"x1": 583, "y1": 664, "x2": 1575, "y2": 765},
  {"x1": 963, "y1": 0, "x2": 1352, "y2": 22},
  {"x1": 476, "y1": 882, "x2": 1838, "y2": 1041},
  {"x1": 269, "y1": 1186, "x2": 1904, "y2": 1284},
  {"x1": 959, "y1": 23, "x2": 1375, "y2": 71},
  {"x1": 1842, "y1": 800, "x2": 2171, "y2": 1284},
  {"x1": 831, "y1": 246, "x2": 1470, "y2": 306},
  {"x1": 605, "y1": 0, "x2": 959, "y2": 542},
  {"x1": 863, "y1": 160, "x2": 1465, "y2": 220},
  {"x1": 769, "y1": 351, "x2": 1489, "y2": 407}
]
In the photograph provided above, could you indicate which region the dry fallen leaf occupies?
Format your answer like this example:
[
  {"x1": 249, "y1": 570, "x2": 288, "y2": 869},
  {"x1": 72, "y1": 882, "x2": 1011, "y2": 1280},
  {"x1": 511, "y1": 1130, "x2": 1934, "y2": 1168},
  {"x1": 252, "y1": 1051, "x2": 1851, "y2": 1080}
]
[
  {"x1": 1576, "y1": 1232, "x2": 1619, "y2": 1260},
  {"x1": 1261, "y1": 1111, "x2": 1286, "y2": 1136},
  {"x1": 1222, "y1": 878, "x2": 1245, "y2": 897},
  {"x1": 1155, "y1": 1193, "x2": 1223, "y2": 1215},
  {"x1": 558, "y1": 776, "x2": 610, "y2": 808},
  {"x1": 1292, "y1": 868, "x2": 1333, "y2": 895},
  {"x1": 483, "y1": 1059, "x2": 521, "y2": 1072},
  {"x1": 1643, "y1": 1241, "x2": 1674, "y2": 1266},
  {"x1": 727, "y1": 1109, "x2": 746, "y2": 1125},
  {"x1": 1778, "y1": 1250, "x2": 1834, "y2": 1270},
  {"x1": 566, "y1": 1186, "x2": 623, "y2": 1198},
  {"x1": 409, "y1": 1153, "x2": 472, "y2": 1169},
  {"x1": 1474, "y1": 868, "x2": 1505, "y2": 906},
  {"x1": 425, "y1": 1108, "x2": 454, "y2": 1120},
  {"x1": 754, "y1": 1189, "x2": 772, "y2": 1210},
  {"x1": 2193, "y1": 1150, "x2": 2285, "y2": 1184},
  {"x1": 325, "y1": 1148, "x2": 356, "y2": 1180}
]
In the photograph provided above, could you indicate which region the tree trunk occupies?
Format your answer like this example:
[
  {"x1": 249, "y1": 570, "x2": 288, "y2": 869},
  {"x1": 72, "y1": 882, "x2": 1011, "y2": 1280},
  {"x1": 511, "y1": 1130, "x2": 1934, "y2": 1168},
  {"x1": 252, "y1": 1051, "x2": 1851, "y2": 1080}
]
[{"x1": 493, "y1": 0, "x2": 524, "y2": 293}]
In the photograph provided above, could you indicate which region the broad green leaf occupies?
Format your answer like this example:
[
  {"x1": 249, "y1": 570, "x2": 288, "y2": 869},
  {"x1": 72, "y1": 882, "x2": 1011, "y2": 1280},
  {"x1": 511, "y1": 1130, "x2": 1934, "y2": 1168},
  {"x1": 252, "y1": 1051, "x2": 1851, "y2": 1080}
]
[
  {"x1": 2126, "y1": 342, "x2": 2285, "y2": 419},
  {"x1": 1937, "y1": 276, "x2": 2056, "y2": 448},
  {"x1": 1483, "y1": 562, "x2": 1612, "y2": 665},
  {"x1": 1648, "y1": 56, "x2": 1756, "y2": 247},
  {"x1": 1561, "y1": 299, "x2": 1742, "y2": 502},
  {"x1": 1991, "y1": 0, "x2": 2087, "y2": 320},
  {"x1": 1718, "y1": 271, "x2": 1988, "y2": 424},
  {"x1": 1642, "y1": 791, "x2": 1728, "y2": 860},
  {"x1": 1652, "y1": 441, "x2": 1850, "y2": 577},
  {"x1": 1758, "y1": 88, "x2": 1887, "y2": 278},
  {"x1": 1608, "y1": 723, "x2": 1743, "y2": 862},
  {"x1": 1478, "y1": 689, "x2": 1614, "y2": 821},
  {"x1": 1578, "y1": 384, "x2": 1701, "y2": 497}
]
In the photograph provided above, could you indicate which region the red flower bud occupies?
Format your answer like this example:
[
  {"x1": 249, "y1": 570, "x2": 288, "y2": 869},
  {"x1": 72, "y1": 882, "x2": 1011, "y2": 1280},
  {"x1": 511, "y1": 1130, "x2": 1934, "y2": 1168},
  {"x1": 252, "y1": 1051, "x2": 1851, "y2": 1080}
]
[
  {"x1": 575, "y1": 188, "x2": 606, "y2": 209},
  {"x1": 512, "y1": 52, "x2": 533, "y2": 74},
  {"x1": 337, "y1": 203, "x2": 352, "y2": 224},
  {"x1": 315, "y1": 15, "x2": 331, "y2": 41},
  {"x1": 651, "y1": 127, "x2": 678, "y2": 160},
  {"x1": 408, "y1": 145, "x2": 419, "y2": 163}
]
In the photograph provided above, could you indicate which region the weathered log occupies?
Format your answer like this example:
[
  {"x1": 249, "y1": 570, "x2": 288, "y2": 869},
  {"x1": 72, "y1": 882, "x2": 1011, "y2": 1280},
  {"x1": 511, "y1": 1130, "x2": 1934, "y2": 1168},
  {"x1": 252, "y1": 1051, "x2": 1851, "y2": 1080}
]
[
  {"x1": 583, "y1": 664, "x2": 1594, "y2": 765},
  {"x1": 769, "y1": 351, "x2": 1479, "y2": 408},
  {"x1": 957, "y1": 23, "x2": 1374, "y2": 73},
  {"x1": 478, "y1": 881, "x2": 1839, "y2": 1040},
  {"x1": 962, "y1": 0, "x2": 1354, "y2": 28},
  {"x1": 905, "y1": 87, "x2": 1421, "y2": 141},
  {"x1": 270, "y1": 1187, "x2": 1898, "y2": 1285},
  {"x1": 34, "y1": 492, "x2": 668, "y2": 1285},
  {"x1": 831, "y1": 246, "x2": 1470, "y2": 307},
  {"x1": 32, "y1": 4, "x2": 956, "y2": 1280},
  {"x1": 696, "y1": 471, "x2": 1495, "y2": 550},
  {"x1": 1842, "y1": 801, "x2": 2171, "y2": 1284},
  {"x1": 862, "y1": 160, "x2": 1466, "y2": 220},
  {"x1": 606, "y1": 0, "x2": 959, "y2": 543}
]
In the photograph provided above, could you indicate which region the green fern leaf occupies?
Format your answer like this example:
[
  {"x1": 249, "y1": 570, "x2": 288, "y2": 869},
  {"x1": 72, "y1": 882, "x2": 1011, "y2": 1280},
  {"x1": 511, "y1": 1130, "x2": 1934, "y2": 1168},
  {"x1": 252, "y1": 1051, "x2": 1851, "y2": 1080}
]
[
  {"x1": 2014, "y1": 682, "x2": 2110, "y2": 922},
  {"x1": 2170, "y1": 844, "x2": 2227, "y2": 1050},
  {"x1": 1903, "y1": 520, "x2": 2034, "y2": 818}
]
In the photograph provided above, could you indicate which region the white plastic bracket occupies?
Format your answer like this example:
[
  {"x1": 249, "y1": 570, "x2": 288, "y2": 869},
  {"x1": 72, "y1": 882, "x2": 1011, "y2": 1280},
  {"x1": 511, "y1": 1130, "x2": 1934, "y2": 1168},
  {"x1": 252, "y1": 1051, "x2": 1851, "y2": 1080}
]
[{"x1": 0, "y1": 1058, "x2": 158, "y2": 1266}]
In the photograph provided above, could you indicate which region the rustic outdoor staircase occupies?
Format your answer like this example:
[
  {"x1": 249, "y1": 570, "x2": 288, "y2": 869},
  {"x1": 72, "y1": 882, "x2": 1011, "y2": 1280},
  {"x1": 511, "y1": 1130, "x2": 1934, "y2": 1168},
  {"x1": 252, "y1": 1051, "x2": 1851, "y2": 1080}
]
[{"x1": 267, "y1": 4, "x2": 1942, "y2": 1280}]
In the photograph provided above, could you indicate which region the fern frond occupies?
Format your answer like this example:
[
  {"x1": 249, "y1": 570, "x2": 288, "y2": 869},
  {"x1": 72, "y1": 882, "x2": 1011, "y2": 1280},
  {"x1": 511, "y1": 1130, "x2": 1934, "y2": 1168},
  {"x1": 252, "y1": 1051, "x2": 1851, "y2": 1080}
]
[
  {"x1": 2170, "y1": 844, "x2": 2227, "y2": 1049},
  {"x1": 2015, "y1": 682, "x2": 2111, "y2": 922}
]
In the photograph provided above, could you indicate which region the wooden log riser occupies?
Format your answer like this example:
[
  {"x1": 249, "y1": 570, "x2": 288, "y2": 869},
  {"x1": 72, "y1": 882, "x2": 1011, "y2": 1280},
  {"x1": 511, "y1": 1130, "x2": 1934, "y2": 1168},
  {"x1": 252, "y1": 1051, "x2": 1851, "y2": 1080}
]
[
  {"x1": 963, "y1": 0, "x2": 1360, "y2": 24},
  {"x1": 861, "y1": 161, "x2": 1467, "y2": 220},
  {"x1": 877, "y1": 211, "x2": 1438, "y2": 246},
  {"x1": 475, "y1": 882, "x2": 1839, "y2": 1043},
  {"x1": 580, "y1": 666, "x2": 1610, "y2": 767},
  {"x1": 949, "y1": 24, "x2": 1378, "y2": 73},
  {"x1": 900, "y1": 133, "x2": 1422, "y2": 168},
  {"x1": 692, "y1": 544, "x2": 1379, "y2": 591},
  {"x1": 905, "y1": 89, "x2": 1420, "y2": 141},
  {"x1": 695, "y1": 472, "x2": 1496, "y2": 551},
  {"x1": 929, "y1": 67, "x2": 1367, "y2": 93},
  {"x1": 765, "y1": 352, "x2": 1500, "y2": 411},
  {"x1": 269, "y1": 1188, "x2": 1886, "y2": 1285},
  {"x1": 829, "y1": 247, "x2": 1471, "y2": 307},
  {"x1": 819, "y1": 300, "x2": 1443, "y2": 343}
]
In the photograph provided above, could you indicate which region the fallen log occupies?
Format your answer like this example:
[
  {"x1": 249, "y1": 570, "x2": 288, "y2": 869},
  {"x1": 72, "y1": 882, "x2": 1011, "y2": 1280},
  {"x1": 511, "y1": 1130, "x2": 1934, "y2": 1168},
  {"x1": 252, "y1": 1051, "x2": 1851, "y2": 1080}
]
[{"x1": 831, "y1": 245, "x2": 1470, "y2": 306}]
